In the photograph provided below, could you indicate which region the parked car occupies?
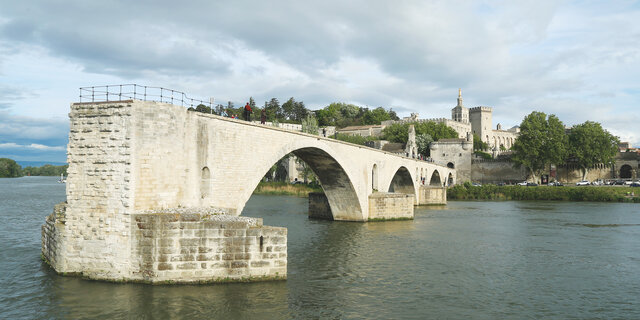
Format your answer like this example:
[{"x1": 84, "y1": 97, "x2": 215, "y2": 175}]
[
  {"x1": 496, "y1": 182, "x2": 506, "y2": 186},
  {"x1": 624, "y1": 180, "x2": 634, "y2": 185},
  {"x1": 576, "y1": 180, "x2": 590, "y2": 186},
  {"x1": 549, "y1": 181, "x2": 564, "y2": 186},
  {"x1": 526, "y1": 182, "x2": 538, "y2": 186},
  {"x1": 614, "y1": 180, "x2": 626, "y2": 185},
  {"x1": 471, "y1": 182, "x2": 482, "y2": 187},
  {"x1": 592, "y1": 180, "x2": 604, "y2": 186},
  {"x1": 517, "y1": 181, "x2": 528, "y2": 186},
  {"x1": 630, "y1": 182, "x2": 640, "y2": 187}
]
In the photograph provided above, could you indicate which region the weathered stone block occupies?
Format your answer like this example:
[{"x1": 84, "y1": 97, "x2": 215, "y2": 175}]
[
  {"x1": 177, "y1": 263, "x2": 196, "y2": 270},
  {"x1": 158, "y1": 263, "x2": 173, "y2": 271}
]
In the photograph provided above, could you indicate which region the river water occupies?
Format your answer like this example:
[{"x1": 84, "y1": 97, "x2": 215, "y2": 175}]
[{"x1": 1, "y1": 176, "x2": 639, "y2": 319}]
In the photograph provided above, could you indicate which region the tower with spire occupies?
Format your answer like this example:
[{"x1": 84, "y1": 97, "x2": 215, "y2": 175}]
[{"x1": 451, "y1": 88, "x2": 469, "y2": 123}]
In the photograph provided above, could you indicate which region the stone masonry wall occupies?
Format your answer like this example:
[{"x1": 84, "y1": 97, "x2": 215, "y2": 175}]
[
  {"x1": 471, "y1": 161, "x2": 527, "y2": 184},
  {"x1": 53, "y1": 102, "x2": 135, "y2": 277},
  {"x1": 368, "y1": 193, "x2": 414, "y2": 220},
  {"x1": 131, "y1": 212, "x2": 286, "y2": 283},
  {"x1": 308, "y1": 192, "x2": 333, "y2": 220},
  {"x1": 418, "y1": 187, "x2": 447, "y2": 205}
]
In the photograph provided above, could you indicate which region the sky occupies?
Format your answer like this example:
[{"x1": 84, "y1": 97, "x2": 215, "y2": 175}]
[{"x1": 1, "y1": 0, "x2": 639, "y2": 162}]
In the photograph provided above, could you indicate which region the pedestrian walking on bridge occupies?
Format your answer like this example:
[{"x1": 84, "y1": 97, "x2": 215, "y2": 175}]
[{"x1": 244, "y1": 102, "x2": 252, "y2": 121}]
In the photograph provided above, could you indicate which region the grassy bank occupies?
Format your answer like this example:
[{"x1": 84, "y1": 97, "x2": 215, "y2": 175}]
[
  {"x1": 448, "y1": 183, "x2": 640, "y2": 203},
  {"x1": 252, "y1": 181, "x2": 323, "y2": 197}
]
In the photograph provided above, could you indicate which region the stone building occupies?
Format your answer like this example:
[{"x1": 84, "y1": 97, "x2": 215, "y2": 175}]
[
  {"x1": 381, "y1": 89, "x2": 519, "y2": 152},
  {"x1": 336, "y1": 124, "x2": 385, "y2": 137},
  {"x1": 429, "y1": 134, "x2": 473, "y2": 183}
]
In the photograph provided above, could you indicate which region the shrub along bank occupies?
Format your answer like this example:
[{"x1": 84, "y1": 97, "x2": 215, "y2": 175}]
[
  {"x1": 448, "y1": 183, "x2": 640, "y2": 203},
  {"x1": 253, "y1": 181, "x2": 323, "y2": 197}
]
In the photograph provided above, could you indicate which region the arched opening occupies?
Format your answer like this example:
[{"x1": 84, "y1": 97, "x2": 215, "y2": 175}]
[
  {"x1": 448, "y1": 172, "x2": 454, "y2": 186},
  {"x1": 239, "y1": 146, "x2": 364, "y2": 221},
  {"x1": 447, "y1": 162, "x2": 455, "y2": 169},
  {"x1": 620, "y1": 164, "x2": 632, "y2": 179},
  {"x1": 372, "y1": 164, "x2": 379, "y2": 191},
  {"x1": 430, "y1": 170, "x2": 442, "y2": 186},
  {"x1": 291, "y1": 148, "x2": 362, "y2": 220},
  {"x1": 200, "y1": 167, "x2": 211, "y2": 199},
  {"x1": 387, "y1": 166, "x2": 415, "y2": 194}
]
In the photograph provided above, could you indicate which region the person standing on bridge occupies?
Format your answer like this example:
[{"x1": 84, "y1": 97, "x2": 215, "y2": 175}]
[
  {"x1": 260, "y1": 108, "x2": 266, "y2": 124},
  {"x1": 244, "y1": 102, "x2": 252, "y2": 122}
]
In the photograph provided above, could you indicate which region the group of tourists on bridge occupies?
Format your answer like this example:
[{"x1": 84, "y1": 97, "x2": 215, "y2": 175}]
[{"x1": 218, "y1": 102, "x2": 267, "y2": 124}]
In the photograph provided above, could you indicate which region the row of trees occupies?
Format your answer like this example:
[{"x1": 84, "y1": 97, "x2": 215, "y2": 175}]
[
  {"x1": 0, "y1": 158, "x2": 68, "y2": 178},
  {"x1": 192, "y1": 98, "x2": 399, "y2": 127},
  {"x1": 511, "y1": 112, "x2": 619, "y2": 181},
  {"x1": 315, "y1": 102, "x2": 399, "y2": 127}
]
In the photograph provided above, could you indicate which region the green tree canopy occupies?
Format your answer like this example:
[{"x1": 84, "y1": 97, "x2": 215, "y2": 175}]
[
  {"x1": 362, "y1": 107, "x2": 394, "y2": 125},
  {"x1": 265, "y1": 98, "x2": 281, "y2": 122},
  {"x1": 382, "y1": 121, "x2": 458, "y2": 144},
  {"x1": 568, "y1": 121, "x2": 619, "y2": 180},
  {"x1": 315, "y1": 102, "x2": 398, "y2": 127},
  {"x1": 301, "y1": 114, "x2": 319, "y2": 135},
  {"x1": 472, "y1": 133, "x2": 488, "y2": 151},
  {"x1": 511, "y1": 111, "x2": 568, "y2": 181},
  {"x1": 415, "y1": 133, "x2": 434, "y2": 157},
  {"x1": 0, "y1": 158, "x2": 22, "y2": 178}
]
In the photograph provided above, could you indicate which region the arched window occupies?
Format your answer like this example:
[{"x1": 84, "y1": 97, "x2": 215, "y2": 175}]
[
  {"x1": 201, "y1": 167, "x2": 211, "y2": 199},
  {"x1": 372, "y1": 164, "x2": 378, "y2": 191}
]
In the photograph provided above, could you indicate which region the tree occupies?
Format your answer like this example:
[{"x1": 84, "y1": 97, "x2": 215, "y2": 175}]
[
  {"x1": 511, "y1": 112, "x2": 568, "y2": 182},
  {"x1": 362, "y1": 107, "x2": 393, "y2": 125},
  {"x1": 292, "y1": 100, "x2": 308, "y2": 122},
  {"x1": 265, "y1": 98, "x2": 281, "y2": 122},
  {"x1": 315, "y1": 103, "x2": 343, "y2": 126},
  {"x1": 249, "y1": 97, "x2": 256, "y2": 110},
  {"x1": 0, "y1": 158, "x2": 22, "y2": 178},
  {"x1": 473, "y1": 133, "x2": 489, "y2": 151},
  {"x1": 280, "y1": 98, "x2": 308, "y2": 122},
  {"x1": 301, "y1": 114, "x2": 319, "y2": 135},
  {"x1": 568, "y1": 121, "x2": 619, "y2": 180},
  {"x1": 382, "y1": 121, "x2": 458, "y2": 144},
  {"x1": 415, "y1": 133, "x2": 434, "y2": 157},
  {"x1": 194, "y1": 103, "x2": 211, "y2": 114}
]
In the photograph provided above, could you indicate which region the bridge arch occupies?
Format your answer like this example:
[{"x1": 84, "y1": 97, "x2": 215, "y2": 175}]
[
  {"x1": 429, "y1": 170, "x2": 442, "y2": 186},
  {"x1": 387, "y1": 166, "x2": 415, "y2": 194},
  {"x1": 237, "y1": 142, "x2": 364, "y2": 221}
]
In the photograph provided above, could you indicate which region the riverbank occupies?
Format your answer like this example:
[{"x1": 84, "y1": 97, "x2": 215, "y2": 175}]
[
  {"x1": 252, "y1": 181, "x2": 323, "y2": 197},
  {"x1": 448, "y1": 183, "x2": 640, "y2": 203}
]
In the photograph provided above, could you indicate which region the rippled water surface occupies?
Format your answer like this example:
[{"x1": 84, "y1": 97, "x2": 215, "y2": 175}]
[{"x1": 1, "y1": 176, "x2": 640, "y2": 319}]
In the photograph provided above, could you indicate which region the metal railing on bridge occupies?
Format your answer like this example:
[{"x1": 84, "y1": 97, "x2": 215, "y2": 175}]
[{"x1": 79, "y1": 84, "x2": 213, "y2": 109}]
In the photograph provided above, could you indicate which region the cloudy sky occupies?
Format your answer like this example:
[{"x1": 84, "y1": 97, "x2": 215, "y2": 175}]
[{"x1": 1, "y1": 0, "x2": 639, "y2": 162}]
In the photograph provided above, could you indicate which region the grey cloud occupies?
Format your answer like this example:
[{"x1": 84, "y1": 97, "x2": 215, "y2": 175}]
[{"x1": 0, "y1": 111, "x2": 68, "y2": 147}]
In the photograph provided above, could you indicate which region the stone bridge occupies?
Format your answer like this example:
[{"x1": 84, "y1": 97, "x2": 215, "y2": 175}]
[{"x1": 42, "y1": 99, "x2": 454, "y2": 283}]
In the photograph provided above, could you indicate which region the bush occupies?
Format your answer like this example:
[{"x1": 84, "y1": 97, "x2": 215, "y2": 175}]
[
  {"x1": 474, "y1": 151, "x2": 492, "y2": 160},
  {"x1": 447, "y1": 185, "x2": 634, "y2": 202}
]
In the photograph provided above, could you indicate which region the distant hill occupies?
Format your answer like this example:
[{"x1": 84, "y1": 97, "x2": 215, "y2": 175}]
[{"x1": 16, "y1": 160, "x2": 67, "y2": 168}]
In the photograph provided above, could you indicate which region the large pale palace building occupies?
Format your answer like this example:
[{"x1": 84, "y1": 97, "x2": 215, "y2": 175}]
[{"x1": 375, "y1": 89, "x2": 519, "y2": 151}]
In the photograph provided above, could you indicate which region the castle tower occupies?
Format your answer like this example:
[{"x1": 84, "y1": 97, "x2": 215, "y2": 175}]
[
  {"x1": 451, "y1": 88, "x2": 469, "y2": 123},
  {"x1": 469, "y1": 106, "x2": 493, "y2": 146}
]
